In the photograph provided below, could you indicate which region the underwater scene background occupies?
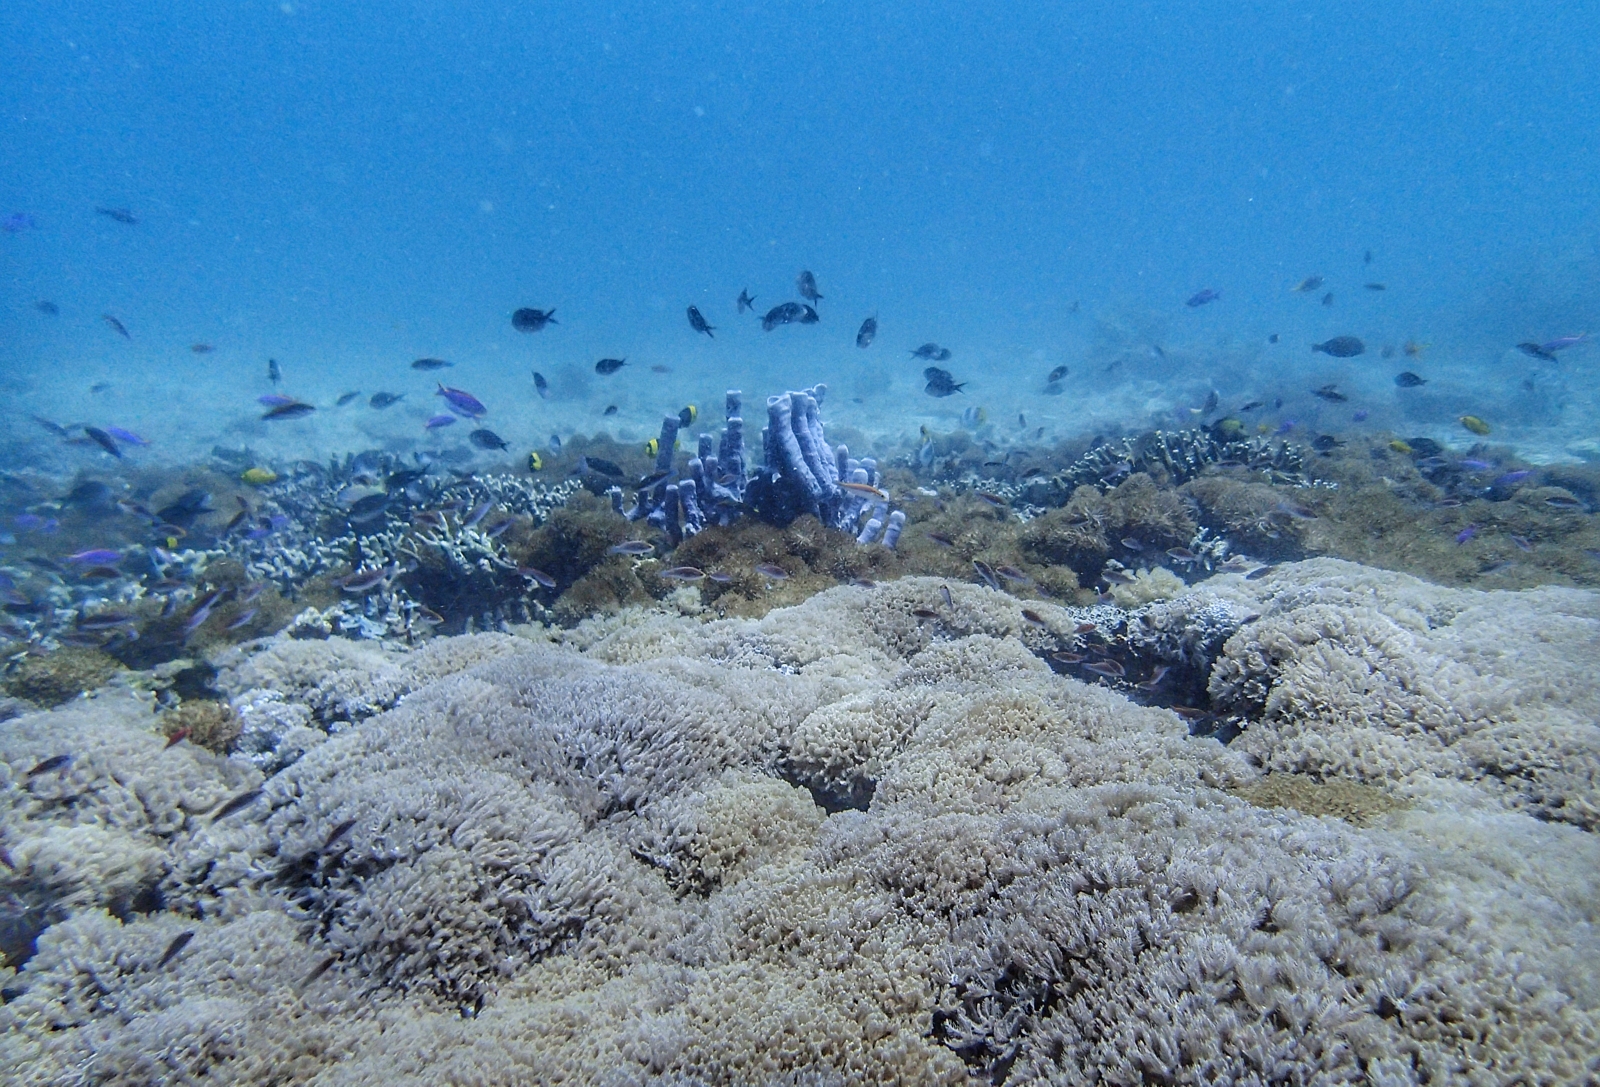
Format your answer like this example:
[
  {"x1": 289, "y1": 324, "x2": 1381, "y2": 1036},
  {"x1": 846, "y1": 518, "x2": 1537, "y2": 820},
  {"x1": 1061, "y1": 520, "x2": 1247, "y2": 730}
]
[{"x1": 2, "y1": 2, "x2": 1599, "y2": 1085}]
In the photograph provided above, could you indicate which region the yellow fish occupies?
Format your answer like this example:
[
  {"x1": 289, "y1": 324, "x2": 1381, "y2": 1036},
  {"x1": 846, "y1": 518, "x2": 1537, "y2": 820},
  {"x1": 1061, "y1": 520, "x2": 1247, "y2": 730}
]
[
  {"x1": 678, "y1": 404, "x2": 697, "y2": 426},
  {"x1": 241, "y1": 467, "x2": 277, "y2": 485},
  {"x1": 644, "y1": 437, "x2": 659, "y2": 457},
  {"x1": 1459, "y1": 415, "x2": 1492, "y2": 436},
  {"x1": 1388, "y1": 439, "x2": 1414, "y2": 454},
  {"x1": 527, "y1": 451, "x2": 543, "y2": 471}
]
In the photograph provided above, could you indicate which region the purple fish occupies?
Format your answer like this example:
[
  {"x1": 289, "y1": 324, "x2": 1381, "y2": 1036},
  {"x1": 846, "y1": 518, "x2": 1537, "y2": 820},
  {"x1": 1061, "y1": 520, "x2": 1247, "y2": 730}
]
[
  {"x1": 1493, "y1": 470, "x2": 1533, "y2": 486},
  {"x1": 105, "y1": 426, "x2": 149, "y2": 446},
  {"x1": 1455, "y1": 524, "x2": 1478, "y2": 545},
  {"x1": 225, "y1": 608, "x2": 258, "y2": 630},
  {"x1": 258, "y1": 394, "x2": 296, "y2": 406},
  {"x1": 68, "y1": 548, "x2": 122, "y2": 565},
  {"x1": 1274, "y1": 419, "x2": 1298, "y2": 435},
  {"x1": 269, "y1": 514, "x2": 290, "y2": 531},
  {"x1": 1461, "y1": 459, "x2": 1493, "y2": 471},
  {"x1": 1541, "y1": 333, "x2": 1590, "y2": 352},
  {"x1": 1352, "y1": 410, "x2": 1369, "y2": 422},
  {"x1": 1510, "y1": 535, "x2": 1534, "y2": 552},
  {"x1": 425, "y1": 414, "x2": 456, "y2": 430},
  {"x1": 14, "y1": 514, "x2": 45, "y2": 530},
  {"x1": 436, "y1": 383, "x2": 486, "y2": 417},
  {"x1": 2, "y1": 213, "x2": 38, "y2": 233},
  {"x1": 1185, "y1": 289, "x2": 1220, "y2": 307}
]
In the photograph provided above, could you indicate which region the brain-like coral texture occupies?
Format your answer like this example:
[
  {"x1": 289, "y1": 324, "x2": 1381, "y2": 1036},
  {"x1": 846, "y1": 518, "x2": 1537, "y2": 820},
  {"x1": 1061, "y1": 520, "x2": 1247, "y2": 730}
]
[{"x1": 1, "y1": 566, "x2": 1597, "y2": 1086}]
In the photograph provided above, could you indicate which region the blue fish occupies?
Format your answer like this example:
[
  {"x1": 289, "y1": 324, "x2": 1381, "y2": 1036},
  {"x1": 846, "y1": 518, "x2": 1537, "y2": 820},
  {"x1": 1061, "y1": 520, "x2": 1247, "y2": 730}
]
[
  {"x1": 1185, "y1": 289, "x2": 1220, "y2": 307},
  {"x1": 1493, "y1": 470, "x2": 1533, "y2": 486},
  {"x1": 2, "y1": 213, "x2": 38, "y2": 234},
  {"x1": 549, "y1": 433, "x2": 562, "y2": 455}
]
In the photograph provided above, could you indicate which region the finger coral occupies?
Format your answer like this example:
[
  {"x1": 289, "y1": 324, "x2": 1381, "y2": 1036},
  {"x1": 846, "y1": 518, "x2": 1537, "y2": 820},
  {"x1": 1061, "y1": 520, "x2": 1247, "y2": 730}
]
[{"x1": 1, "y1": 563, "x2": 1597, "y2": 1086}]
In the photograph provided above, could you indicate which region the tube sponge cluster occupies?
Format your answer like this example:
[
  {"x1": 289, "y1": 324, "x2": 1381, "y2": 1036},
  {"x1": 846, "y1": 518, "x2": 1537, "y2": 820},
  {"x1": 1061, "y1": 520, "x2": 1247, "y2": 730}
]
[{"x1": 2, "y1": 565, "x2": 1598, "y2": 1085}]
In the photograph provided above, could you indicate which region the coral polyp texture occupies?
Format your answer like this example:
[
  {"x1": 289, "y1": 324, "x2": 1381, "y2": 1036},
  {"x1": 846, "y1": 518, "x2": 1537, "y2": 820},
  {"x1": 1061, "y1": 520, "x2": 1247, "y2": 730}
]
[{"x1": 2, "y1": 561, "x2": 1598, "y2": 1086}]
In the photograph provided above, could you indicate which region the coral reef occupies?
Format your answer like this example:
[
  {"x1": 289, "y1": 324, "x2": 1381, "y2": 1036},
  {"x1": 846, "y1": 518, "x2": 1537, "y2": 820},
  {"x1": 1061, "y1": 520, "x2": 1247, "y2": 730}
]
[
  {"x1": 1, "y1": 564, "x2": 1597, "y2": 1085},
  {"x1": 1018, "y1": 473, "x2": 1198, "y2": 581},
  {"x1": 1, "y1": 647, "x2": 123, "y2": 709},
  {"x1": 1021, "y1": 426, "x2": 1308, "y2": 506}
]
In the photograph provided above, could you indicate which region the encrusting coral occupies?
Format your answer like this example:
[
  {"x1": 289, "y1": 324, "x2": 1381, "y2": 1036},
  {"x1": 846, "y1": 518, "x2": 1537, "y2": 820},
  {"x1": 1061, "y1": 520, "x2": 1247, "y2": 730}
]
[{"x1": 1, "y1": 564, "x2": 1597, "y2": 1085}]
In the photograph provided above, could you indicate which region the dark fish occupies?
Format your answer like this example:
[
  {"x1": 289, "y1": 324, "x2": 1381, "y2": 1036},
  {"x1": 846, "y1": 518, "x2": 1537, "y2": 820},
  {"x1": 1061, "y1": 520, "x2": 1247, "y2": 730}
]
[
  {"x1": 411, "y1": 357, "x2": 452, "y2": 371},
  {"x1": 1268, "y1": 334, "x2": 1279, "y2": 344},
  {"x1": 660, "y1": 566, "x2": 705, "y2": 581},
  {"x1": 1311, "y1": 384, "x2": 1347, "y2": 402},
  {"x1": 345, "y1": 493, "x2": 391, "y2": 523},
  {"x1": 761, "y1": 302, "x2": 806, "y2": 330},
  {"x1": 1082, "y1": 659, "x2": 1126, "y2": 679},
  {"x1": 912, "y1": 607, "x2": 940, "y2": 619},
  {"x1": 511, "y1": 307, "x2": 556, "y2": 332},
  {"x1": 1364, "y1": 249, "x2": 1373, "y2": 264},
  {"x1": 369, "y1": 392, "x2": 404, "y2": 409},
  {"x1": 798, "y1": 304, "x2": 819, "y2": 324},
  {"x1": 33, "y1": 414, "x2": 71, "y2": 437},
  {"x1": 972, "y1": 559, "x2": 1000, "y2": 590},
  {"x1": 35, "y1": 300, "x2": 59, "y2": 314},
  {"x1": 595, "y1": 357, "x2": 627, "y2": 375},
  {"x1": 224, "y1": 609, "x2": 257, "y2": 631},
  {"x1": 796, "y1": 270, "x2": 822, "y2": 305},
  {"x1": 678, "y1": 404, "x2": 697, "y2": 428},
  {"x1": 579, "y1": 455, "x2": 624, "y2": 478},
  {"x1": 470, "y1": 428, "x2": 509, "y2": 450},
  {"x1": 211, "y1": 788, "x2": 264, "y2": 821},
  {"x1": 1047, "y1": 365, "x2": 1068, "y2": 383},
  {"x1": 1165, "y1": 547, "x2": 1199, "y2": 562},
  {"x1": 533, "y1": 371, "x2": 549, "y2": 398},
  {"x1": 687, "y1": 306, "x2": 715, "y2": 337},
  {"x1": 463, "y1": 499, "x2": 493, "y2": 527},
  {"x1": 1238, "y1": 401, "x2": 1264, "y2": 412},
  {"x1": 637, "y1": 469, "x2": 672, "y2": 488},
  {"x1": 1050, "y1": 651, "x2": 1087, "y2": 664},
  {"x1": 262, "y1": 401, "x2": 315, "y2": 420},
  {"x1": 1365, "y1": 283, "x2": 1386, "y2": 291},
  {"x1": 158, "y1": 931, "x2": 195, "y2": 968},
  {"x1": 335, "y1": 391, "x2": 361, "y2": 406},
  {"x1": 754, "y1": 563, "x2": 789, "y2": 580},
  {"x1": 1244, "y1": 564, "x2": 1277, "y2": 580},
  {"x1": 1185, "y1": 289, "x2": 1220, "y2": 307},
  {"x1": 1291, "y1": 275, "x2": 1324, "y2": 293},
  {"x1": 386, "y1": 467, "x2": 427, "y2": 490},
  {"x1": 157, "y1": 488, "x2": 213, "y2": 526},
  {"x1": 84, "y1": 426, "x2": 123, "y2": 457},
  {"x1": 994, "y1": 565, "x2": 1030, "y2": 583},
  {"x1": 923, "y1": 367, "x2": 966, "y2": 397},
  {"x1": 603, "y1": 405, "x2": 618, "y2": 415},
  {"x1": 911, "y1": 343, "x2": 951, "y2": 361},
  {"x1": 1516, "y1": 342, "x2": 1558, "y2": 362},
  {"x1": 609, "y1": 540, "x2": 655, "y2": 555},
  {"x1": 1545, "y1": 496, "x2": 1583, "y2": 510},
  {"x1": 1311, "y1": 336, "x2": 1365, "y2": 357},
  {"x1": 651, "y1": 364, "x2": 671, "y2": 373},
  {"x1": 96, "y1": 207, "x2": 138, "y2": 224},
  {"x1": 926, "y1": 532, "x2": 954, "y2": 547},
  {"x1": 26, "y1": 754, "x2": 72, "y2": 778},
  {"x1": 268, "y1": 358, "x2": 282, "y2": 383},
  {"x1": 165, "y1": 728, "x2": 190, "y2": 749},
  {"x1": 939, "y1": 585, "x2": 953, "y2": 607},
  {"x1": 102, "y1": 314, "x2": 131, "y2": 339},
  {"x1": 737, "y1": 289, "x2": 756, "y2": 314},
  {"x1": 1321, "y1": 292, "x2": 1334, "y2": 306},
  {"x1": 1311, "y1": 434, "x2": 1344, "y2": 451},
  {"x1": 1394, "y1": 371, "x2": 1427, "y2": 387},
  {"x1": 856, "y1": 316, "x2": 877, "y2": 348}
]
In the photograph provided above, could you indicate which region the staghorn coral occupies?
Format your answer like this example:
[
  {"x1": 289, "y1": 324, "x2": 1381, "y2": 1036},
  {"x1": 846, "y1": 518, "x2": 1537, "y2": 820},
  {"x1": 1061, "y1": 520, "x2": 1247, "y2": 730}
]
[{"x1": 0, "y1": 569, "x2": 1596, "y2": 1085}]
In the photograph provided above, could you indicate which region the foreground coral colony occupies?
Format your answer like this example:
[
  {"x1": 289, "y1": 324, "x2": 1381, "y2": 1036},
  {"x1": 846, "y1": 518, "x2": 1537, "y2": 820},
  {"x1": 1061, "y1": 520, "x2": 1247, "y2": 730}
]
[
  {"x1": 5, "y1": 3, "x2": 1600, "y2": 1085},
  {"x1": 3, "y1": 379, "x2": 1599, "y2": 1084}
]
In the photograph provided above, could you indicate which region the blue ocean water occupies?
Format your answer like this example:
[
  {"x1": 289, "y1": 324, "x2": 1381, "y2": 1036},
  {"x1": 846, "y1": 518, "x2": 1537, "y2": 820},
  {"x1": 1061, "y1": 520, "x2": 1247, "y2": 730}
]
[{"x1": 2, "y1": 0, "x2": 1598, "y2": 462}]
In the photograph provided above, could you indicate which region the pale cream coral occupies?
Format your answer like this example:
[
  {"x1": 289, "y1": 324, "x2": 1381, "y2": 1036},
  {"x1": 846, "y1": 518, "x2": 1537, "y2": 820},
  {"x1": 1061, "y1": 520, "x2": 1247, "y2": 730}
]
[{"x1": 2, "y1": 567, "x2": 1597, "y2": 1086}]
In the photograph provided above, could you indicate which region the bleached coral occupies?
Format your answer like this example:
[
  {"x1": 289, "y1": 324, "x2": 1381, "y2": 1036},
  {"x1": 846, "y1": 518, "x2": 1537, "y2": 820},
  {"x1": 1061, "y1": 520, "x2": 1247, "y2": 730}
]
[
  {"x1": 1, "y1": 567, "x2": 1597, "y2": 1085},
  {"x1": 1203, "y1": 558, "x2": 1600, "y2": 828}
]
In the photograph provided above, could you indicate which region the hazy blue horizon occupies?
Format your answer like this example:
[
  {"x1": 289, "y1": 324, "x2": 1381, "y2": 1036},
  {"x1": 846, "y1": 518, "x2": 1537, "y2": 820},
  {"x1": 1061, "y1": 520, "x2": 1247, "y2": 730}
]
[{"x1": 4, "y1": 0, "x2": 1599, "y2": 462}]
